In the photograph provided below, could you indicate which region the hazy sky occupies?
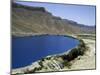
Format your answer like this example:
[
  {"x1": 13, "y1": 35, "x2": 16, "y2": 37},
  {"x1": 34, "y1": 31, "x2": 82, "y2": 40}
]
[{"x1": 15, "y1": 1, "x2": 96, "y2": 26}]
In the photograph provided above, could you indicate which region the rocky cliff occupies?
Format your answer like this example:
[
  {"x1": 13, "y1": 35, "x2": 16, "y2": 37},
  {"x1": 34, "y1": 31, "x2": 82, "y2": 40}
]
[{"x1": 12, "y1": 3, "x2": 95, "y2": 36}]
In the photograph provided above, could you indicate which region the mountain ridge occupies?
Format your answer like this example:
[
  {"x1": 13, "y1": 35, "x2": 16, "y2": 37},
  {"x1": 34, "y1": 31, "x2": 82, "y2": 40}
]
[{"x1": 12, "y1": 2, "x2": 95, "y2": 36}]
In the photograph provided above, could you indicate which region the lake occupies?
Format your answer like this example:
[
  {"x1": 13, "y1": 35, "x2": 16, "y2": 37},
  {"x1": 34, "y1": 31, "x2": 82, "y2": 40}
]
[{"x1": 12, "y1": 35, "x2": 79, "y2": 69}]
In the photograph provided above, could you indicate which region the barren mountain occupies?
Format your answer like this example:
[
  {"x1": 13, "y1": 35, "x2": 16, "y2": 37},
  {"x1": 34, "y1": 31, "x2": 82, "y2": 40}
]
[{"x1": 12, "y1": 3, "x2": 95, "y2": 36}]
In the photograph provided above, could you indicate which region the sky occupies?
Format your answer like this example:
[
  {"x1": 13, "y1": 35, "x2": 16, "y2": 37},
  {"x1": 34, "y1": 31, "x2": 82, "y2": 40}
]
[{"x1": 15, "y1": 1, "x2": 96, "y2": 26}]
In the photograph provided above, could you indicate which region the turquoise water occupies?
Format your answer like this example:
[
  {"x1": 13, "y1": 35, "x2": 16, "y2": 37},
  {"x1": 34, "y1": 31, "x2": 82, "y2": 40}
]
[{"x1": 12, "y1": 35, "x2": 79, "y2": 69}]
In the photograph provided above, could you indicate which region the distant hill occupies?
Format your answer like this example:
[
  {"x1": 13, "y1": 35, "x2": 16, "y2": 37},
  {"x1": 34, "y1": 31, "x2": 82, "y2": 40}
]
[{"x1": 12, "y1": 3, "x2": 95, "y2": 36}]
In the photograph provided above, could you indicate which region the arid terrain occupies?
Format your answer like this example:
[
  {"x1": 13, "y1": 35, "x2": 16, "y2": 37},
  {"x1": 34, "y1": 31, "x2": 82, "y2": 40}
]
[
  {"x1": 12, "y1": 3, "x2": 95, "y2": 37},
  {"x1": 68, "y1": 36, "x2": 95, "y2": 70},
  {"x1": 12, "y1": 2, "x2": 96, "y2": 74}
]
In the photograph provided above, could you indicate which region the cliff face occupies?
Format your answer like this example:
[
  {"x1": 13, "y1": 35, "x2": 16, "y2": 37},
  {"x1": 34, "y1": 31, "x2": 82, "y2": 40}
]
[{"x1": 12, "y1": 3, "x2": 95, "y2": 36}]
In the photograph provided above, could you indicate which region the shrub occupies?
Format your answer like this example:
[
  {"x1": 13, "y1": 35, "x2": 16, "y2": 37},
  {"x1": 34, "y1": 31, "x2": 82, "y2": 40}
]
[
  {"x1": 61, "y1": 39, "x2": 87, "y2": 61},
  {"x1": 62, "y1": 60, "x2": 71, "y2": 69}
]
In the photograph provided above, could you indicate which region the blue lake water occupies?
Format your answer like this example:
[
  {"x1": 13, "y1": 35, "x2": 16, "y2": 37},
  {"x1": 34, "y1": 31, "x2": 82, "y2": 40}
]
[{"x1": 12, "y1": 35, "x2": 79, "y2": 69}]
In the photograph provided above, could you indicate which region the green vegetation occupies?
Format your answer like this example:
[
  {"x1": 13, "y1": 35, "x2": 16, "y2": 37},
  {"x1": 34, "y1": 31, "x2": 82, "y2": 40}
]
[
  {"x1": 62, "y1": 60, "x2": 71, "y2": 69},
  {"x1": 59, "y1": 39, "x2": 88, "y2": 68},
  {"x1": 61, "y1": 39, "x2": 87, "y2": 61}
]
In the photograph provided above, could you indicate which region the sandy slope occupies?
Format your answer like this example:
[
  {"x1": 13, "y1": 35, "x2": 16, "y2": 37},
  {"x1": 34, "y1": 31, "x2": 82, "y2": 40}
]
[{"x1": 68, "y1": 39, "x2": 95, "y2": 70}]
